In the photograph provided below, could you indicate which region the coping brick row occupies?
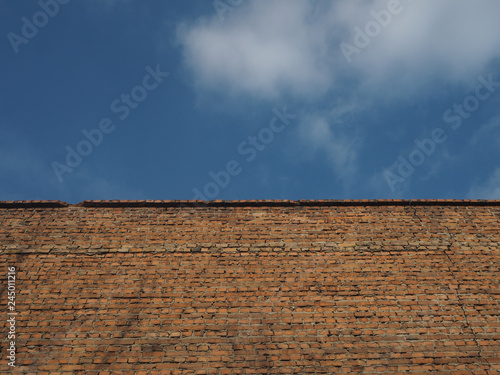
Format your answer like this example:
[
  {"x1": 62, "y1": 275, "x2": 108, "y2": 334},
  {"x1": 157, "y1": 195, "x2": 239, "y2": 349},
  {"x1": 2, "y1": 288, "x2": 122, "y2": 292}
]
[{"x1": 0, "y1": 199, "x2": 499, "y2": 208}]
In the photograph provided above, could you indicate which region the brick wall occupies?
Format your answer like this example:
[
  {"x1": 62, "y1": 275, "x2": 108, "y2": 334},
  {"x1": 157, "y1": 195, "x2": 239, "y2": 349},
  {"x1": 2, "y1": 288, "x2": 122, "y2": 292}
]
[{"x1": 1, "y1": 200, "x2": 499, "y2": 374}]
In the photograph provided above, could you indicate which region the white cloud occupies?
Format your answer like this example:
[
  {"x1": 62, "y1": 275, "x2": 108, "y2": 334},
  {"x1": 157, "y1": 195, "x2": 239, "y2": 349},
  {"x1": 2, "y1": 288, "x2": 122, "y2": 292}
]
[
  {"x1": 471, "y1": 115, "x2": 500, "y2": 147},
  {"x1": 468, "y1": 169, "x2": 500, "y2": 199},
  {"x1": 177, "y1": 1, "x2": 333, "y2": 99},
  {"x1": 177, "y1": 0, "x2": 500, "y2": 99},
  {"x1": 295, "y1": 109, "x2": 360, "y2": 183},
  {"x1": 177, "y1": 0, "x2": 500, "y2": 186},
  {"x1": 347, "y1": 0, "x2": 500, "y2": 91}
]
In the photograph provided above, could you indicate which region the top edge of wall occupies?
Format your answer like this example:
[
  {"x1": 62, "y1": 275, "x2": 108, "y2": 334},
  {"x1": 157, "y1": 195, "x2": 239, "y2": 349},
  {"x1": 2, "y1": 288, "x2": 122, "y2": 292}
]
[{"x1": 0, "y1": 199, "x2": 499, "y2": 208}]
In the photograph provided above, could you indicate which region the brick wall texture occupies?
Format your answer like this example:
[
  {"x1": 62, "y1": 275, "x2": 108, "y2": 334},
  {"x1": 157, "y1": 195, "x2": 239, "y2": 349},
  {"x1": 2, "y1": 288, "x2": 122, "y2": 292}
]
[{"x1": 0, "y1": 200, "x2": 499, "y2": 374}]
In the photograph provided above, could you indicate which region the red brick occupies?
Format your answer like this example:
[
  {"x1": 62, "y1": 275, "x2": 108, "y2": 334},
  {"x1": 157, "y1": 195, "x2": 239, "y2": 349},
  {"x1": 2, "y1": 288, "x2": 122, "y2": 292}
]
[{"x1": 0, "y1": 200, "x2": 499, "y2": 373}]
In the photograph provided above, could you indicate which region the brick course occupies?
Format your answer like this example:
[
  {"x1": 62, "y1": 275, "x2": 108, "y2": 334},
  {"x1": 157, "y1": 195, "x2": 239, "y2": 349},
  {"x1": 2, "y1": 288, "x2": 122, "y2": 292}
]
[{"x1": 0, "y1": 200, "x2": 499, "y2": 374}]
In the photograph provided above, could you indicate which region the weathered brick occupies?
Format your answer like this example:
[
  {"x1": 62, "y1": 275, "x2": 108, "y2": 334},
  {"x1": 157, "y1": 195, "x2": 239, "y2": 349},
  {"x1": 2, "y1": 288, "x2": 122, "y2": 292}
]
[{"x1": 0, "y1": 200, "x2": 499, "y2": 373}]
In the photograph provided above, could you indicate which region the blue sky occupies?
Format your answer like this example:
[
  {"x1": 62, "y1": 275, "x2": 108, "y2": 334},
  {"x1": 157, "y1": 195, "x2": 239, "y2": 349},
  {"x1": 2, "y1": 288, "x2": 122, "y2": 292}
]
[{"x1": 1, "y1": 0, "x2": 499, "y2": 203}]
